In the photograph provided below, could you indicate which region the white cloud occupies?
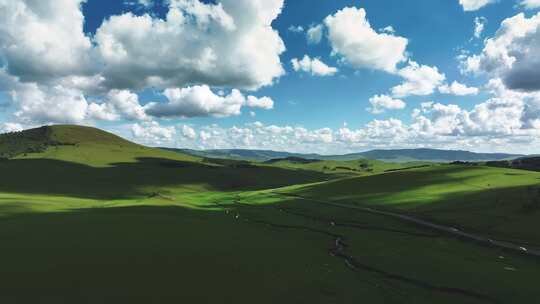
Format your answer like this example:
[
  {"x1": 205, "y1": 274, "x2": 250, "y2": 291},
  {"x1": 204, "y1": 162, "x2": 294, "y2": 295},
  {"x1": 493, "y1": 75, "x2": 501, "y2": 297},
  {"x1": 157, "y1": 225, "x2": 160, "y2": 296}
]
[
  {"x1": 11, "y1": 83, "x2": 90, "y2": 124},
  {"x1": 99, "y1": 90, "x2": 148, "y2": 121},
  {"x1": 181, "y1": 125, "x2": 197, "y2": 139},
  {"x1": 520, "y1": 0, "x2": 540, "y2": 9},
  {"x1": 411, "y1": 81, "x2": 540, "y2": 138},
  {"x1": 391, "y1": 61, "x2": 446, "y2": 97},
  {"x1": 288, "y1": 25, "x2": 304, "y2": 33},
  {"x1": 291, "y1": 55, "x2": 338, "y2": 77},
  {"x1": 246, "y1": 96, "x2": 274, "y2": 110},
  {"x1": 438, "y1": 81, "x2": 479, "y2": 96},
  {"x1": 96, "y1": 0, "x2": 286, "y2": 91},
  {"x1": 133, "y1": 0, "x2": 154, "y2": 8},
  {"x1": 462, "y1": 13, "x2": 540, "y2": 92},
  {"x1": 130, "y1": 121, "x2": 176, "y2": 146},
  {"x1": 0, "y1": 0, "x2": 96, "y2": 83},
  {"x1": 0, "y1": 122, "x2": 23, "y2": 133},
  {"x1": 87, "y1": 103, "x2": 119, "y2": 122},
  {"x1": 380, "y1": 26, "x2": 395, "y2": 34},
  {"x1": 474, "y1": 17, "x2": 487, "y2": 39},
  {"x1": 6, "y1": 77, "x2": 149, "y2": 124},
  {"x1": 145, "y1": 85, "x2": 273, "y2": 118},
  {"x1": 459, "y1": 0, "x2": 495, "y2": 11},
  {"x1": 324, "y1": 7, "x2": 408, "y2": 73},
  {"x1": 367, "y1": 94, "x2": 406, "y2": 114},
  {"x1": 306, "y1": 24, "x2": 323, "y2": 44},
  {"x1": 122, "y1": 83, "x2": 540, "y2": 153}
]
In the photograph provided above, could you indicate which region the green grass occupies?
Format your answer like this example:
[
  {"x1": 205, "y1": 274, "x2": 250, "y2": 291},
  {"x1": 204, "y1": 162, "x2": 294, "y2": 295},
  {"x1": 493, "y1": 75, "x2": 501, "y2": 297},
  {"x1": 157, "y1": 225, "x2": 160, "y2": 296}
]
[
  {"x1": 285, "y1": 164, "x2": 540, "y2": 244},
  {"x1": 1, "y1": 125, "x2": 540, "y2": 303},
  {"x1": 260, "y1": 158, "x2": 432, "y2": 177}
]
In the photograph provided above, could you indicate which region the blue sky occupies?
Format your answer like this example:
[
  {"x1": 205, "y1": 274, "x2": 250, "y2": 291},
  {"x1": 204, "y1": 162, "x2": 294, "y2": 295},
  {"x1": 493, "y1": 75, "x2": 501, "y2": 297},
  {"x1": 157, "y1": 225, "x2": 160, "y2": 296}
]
[{"x1": 1, "y1": 0, "x2": 540, "y2": 154}]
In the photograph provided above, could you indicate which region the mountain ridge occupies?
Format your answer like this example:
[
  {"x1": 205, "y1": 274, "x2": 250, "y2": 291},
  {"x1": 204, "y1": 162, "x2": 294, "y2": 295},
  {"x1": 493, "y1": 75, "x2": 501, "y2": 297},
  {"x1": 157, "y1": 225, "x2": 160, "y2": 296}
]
[{"x1": 166, "y1": 147, "x2": 524, "y2": 162}]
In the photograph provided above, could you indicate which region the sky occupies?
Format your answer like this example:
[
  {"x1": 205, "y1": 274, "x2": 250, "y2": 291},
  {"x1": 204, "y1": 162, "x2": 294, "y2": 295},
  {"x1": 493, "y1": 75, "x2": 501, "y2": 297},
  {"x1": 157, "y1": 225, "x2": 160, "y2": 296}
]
[{"x1": 1, "y1": 0, "x2": 540, "y2": 154}]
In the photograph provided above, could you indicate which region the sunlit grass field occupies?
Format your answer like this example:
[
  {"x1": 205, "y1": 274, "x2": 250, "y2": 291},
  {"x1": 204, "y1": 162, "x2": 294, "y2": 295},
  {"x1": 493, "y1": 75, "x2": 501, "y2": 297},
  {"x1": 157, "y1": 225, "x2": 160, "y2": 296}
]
[{"x1": 1, "y1": 126, "x2": 539, "y2": 303}]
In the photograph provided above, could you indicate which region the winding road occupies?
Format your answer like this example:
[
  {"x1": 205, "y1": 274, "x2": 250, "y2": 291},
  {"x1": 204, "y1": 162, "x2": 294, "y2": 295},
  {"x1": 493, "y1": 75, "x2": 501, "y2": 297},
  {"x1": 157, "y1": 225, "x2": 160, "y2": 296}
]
[{"x1": 278, "y1": 193, "x2": 540, "y2": 258}]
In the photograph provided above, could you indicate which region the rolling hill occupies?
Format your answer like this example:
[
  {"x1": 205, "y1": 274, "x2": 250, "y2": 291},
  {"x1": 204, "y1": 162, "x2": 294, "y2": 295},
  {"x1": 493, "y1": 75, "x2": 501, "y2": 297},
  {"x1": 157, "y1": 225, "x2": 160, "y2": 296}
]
[
  {"x1": 1, "y1": 125, "x2": 539, "y2": 303},
  {"x1": 163, "y1": 148, "x2": 322, "y2": 162},
  {"x1": 169, "y1": 147, "x2": 522, "y2": 162}
]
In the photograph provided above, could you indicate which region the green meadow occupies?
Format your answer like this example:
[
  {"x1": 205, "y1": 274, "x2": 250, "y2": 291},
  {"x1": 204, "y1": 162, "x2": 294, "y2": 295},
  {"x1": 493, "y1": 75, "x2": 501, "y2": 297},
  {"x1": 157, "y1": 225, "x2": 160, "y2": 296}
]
[{"x1": 1, "y1": 125, "x2": 539, "y2": 303}]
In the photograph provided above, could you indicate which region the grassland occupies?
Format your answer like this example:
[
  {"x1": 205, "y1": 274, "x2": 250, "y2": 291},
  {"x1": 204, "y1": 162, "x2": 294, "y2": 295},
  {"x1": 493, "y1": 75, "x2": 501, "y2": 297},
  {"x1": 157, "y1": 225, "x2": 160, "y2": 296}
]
[{"x1": 0, "y1": 125, "x2": 539, "y2": 303}]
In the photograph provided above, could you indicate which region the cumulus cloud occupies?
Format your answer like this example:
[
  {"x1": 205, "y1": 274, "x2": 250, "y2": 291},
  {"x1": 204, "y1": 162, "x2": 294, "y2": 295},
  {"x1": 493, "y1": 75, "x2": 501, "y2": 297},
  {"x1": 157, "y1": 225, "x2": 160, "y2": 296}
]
[
  {"x1": 438, "y1": 81, "x2": 479, "y2": 96},
  {"x1": 123, "y1": 82, "x2": 540, "y2": 153},
  {"x1": 130, "y1": 121, "x2": 176, "y2": 146},
  {"x1": 181, "y1": 125, "x2": 197, "y2": 139},
  {"x1": 411, "y1": 80, "x2": 540, "y2": 138},
  {"x1": 11, "y1": 83, "x2": 91, "y2": 125},
  {"x1": 6, "y1": 77, "x2": 148, "y2": 124},
  {"x1": 520, "y1": 0, "x2": 540, "y2": 9},
  {"x1": 367, "y1": 95, "x2": 406, "y2": 114},
  {"x1": 88, "y1": 90, "x2": 148, "y2": 121},
  {"x1": 0, "y1": 0, "x2": 97, "y2": 83},
  {"x1": 291, "y1": 55, "x2": 338, "y2": 76},
  {"x1": 145, "y1": 85, "x2": 273, "y2": 118},
  {"x1": 1, "y1": 0, "x2": 288, "y2": 93},
  {"x1": 324, "y1": 7, "x2": 408, "y2": 73},
  {"x1": 95, "y1": 0, "x2": 286, "y2": 91},
  {"x1": 459, "y1": 0, "x2": 495, "y2": 11},
  {"x1": 306, "y1": 24, "x2": 323, "y2": 44},
  {"x1": 462, "y1": 13, "x2": 540, "y2": 92},
  {"x1": 246, "y1": 96, "x2": 274, "y2": 110},
  {"x1": 391, "y1": 61, "x2": 446, "y2": 97}
]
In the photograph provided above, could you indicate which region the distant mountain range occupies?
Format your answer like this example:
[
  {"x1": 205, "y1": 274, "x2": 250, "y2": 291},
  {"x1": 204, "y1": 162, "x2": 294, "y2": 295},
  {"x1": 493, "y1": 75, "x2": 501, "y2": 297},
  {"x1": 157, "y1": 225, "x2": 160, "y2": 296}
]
[{"x1": 163, "y1": 148, "x2": 523, "y2": 163}]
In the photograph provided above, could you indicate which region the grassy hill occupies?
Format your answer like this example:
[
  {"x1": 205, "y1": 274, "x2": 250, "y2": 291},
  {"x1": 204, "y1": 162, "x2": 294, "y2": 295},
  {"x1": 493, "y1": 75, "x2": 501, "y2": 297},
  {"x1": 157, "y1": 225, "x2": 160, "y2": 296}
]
[
  {"x1": 487, "y1": 156, "x2": 540, "y2": 172},
  {"x1": 1, "y1": 125, "x2": 540, "y2": 303},
  {"x1": 273, "y1": 164, "x2": 540, "y2": 244},
  {"x1": 263, "y1": 156, "x2": 432, "y2": 177},
  {"x1": 165, "y1": 148, "x2": 322, "y2": 162},
  {"x1": 0, "y1": 125, "x2": 201, "y2": 167},
  {"x1": 172, "y1": 147, "x2": 522, "y2": 162}
]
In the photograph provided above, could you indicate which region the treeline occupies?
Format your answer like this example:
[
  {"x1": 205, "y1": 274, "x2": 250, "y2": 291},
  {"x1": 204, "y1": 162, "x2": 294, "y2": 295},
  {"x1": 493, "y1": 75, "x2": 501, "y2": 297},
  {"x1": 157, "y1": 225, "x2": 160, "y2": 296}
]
[{"x1": 0, "y1": 126, "x2": 71, "y2": 159}]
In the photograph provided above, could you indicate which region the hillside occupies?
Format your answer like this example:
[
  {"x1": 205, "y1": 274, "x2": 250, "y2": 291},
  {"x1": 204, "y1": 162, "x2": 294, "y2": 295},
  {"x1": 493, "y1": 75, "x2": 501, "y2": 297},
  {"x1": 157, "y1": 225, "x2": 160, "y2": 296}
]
[
  {"x1": 163, "y1": 148, "x2": 322, "y2": 162},
  {"x1": 0, "y1": 125, "x2": 335, "y2": 197},
  {"x1": 487, "y1": 156, "x2": 540, "y2": 172},
  {"x1": 0, "y1": 125, "x2": 138, "y2": 158},
  {"x1": 1, "y1": 125, "x2": 540, "y2": 303},
  {"x1": 0, "y1": 125, "x2": 200, "y2": 166},
  {"x1": 276, "y1": 164, "x2": 540, "y2": 243},
  {"x1": 359, "y1": 148, "x2": 522, "y2": 162},
  {"x1": 171, "y1": 147, "x2": 522, "y2": 162}
]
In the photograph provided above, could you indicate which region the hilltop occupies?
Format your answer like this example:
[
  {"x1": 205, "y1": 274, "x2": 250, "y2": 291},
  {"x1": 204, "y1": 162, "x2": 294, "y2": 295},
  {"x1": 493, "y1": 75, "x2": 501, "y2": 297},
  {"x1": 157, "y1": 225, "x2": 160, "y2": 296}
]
[
  {"x1": 0, "y1": 125, "x2": 196, "y2": 166},
  {"x1": 0, "y1": 125, "x2": 138, "y2": 158}
]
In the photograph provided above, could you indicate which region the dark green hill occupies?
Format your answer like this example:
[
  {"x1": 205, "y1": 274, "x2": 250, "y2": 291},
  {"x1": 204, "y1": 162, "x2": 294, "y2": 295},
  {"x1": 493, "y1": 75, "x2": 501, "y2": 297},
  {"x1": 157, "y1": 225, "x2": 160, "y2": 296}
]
[{"x1": 487, "y1": 156, "x2": 540, "y2": 171}]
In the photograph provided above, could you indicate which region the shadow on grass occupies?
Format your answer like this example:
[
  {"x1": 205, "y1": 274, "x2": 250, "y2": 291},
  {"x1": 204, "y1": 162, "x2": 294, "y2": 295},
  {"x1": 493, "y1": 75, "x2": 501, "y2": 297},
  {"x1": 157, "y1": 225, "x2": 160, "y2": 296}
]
[
  {"x1": 0, "y1": 204, "x2": 351, "y2": 303},
  {"x1": 0, "y1": 157, "x2": 329, "y2": 200},
  {"x1": 0, "y1": 201, "x2": 537, "y2": 303},
  {"x1": 296, "y1": 166, "x2": 489, "y2": 202},
  {"x1": 293, "y1": 166, "x2": 540, "y2": 243}
]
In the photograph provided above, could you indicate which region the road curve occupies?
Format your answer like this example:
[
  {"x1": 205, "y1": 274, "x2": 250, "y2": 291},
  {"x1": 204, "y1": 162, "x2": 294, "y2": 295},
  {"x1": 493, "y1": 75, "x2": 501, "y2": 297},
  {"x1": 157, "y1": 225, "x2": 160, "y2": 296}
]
[{"x1": 278, "y1": 193, "x2": 540, "y2": 258}]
